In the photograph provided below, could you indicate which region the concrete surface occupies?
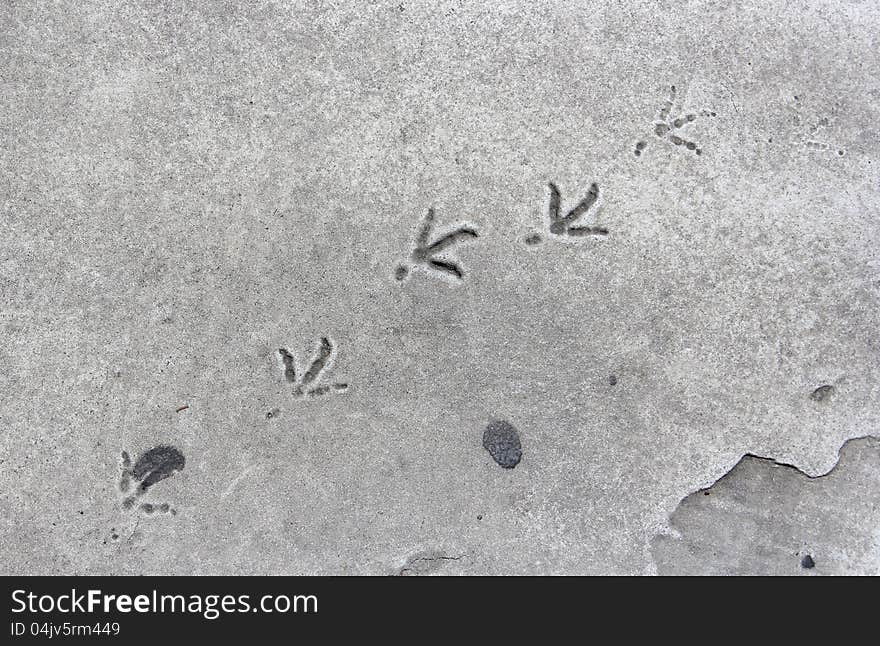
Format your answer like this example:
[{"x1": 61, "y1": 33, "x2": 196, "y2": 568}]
[
  {"x1": 652, "y1": 436, "x2": 880, "y2": 575},
  {"x1": 1, "y1": 0, "x2": 878, "y2": 575}
]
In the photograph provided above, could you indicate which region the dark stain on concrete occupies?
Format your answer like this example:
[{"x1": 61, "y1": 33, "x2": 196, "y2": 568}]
[
  {"x1": 482, "y1": 420, "x2": 522, "y2": 469},
  {"x1": 131, "y1": 445, "x2": 186, "y2": 492}
]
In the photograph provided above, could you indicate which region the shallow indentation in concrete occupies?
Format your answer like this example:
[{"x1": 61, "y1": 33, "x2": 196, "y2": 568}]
[{"x1": 651, "y1": 436, "x2": 880, "y2": 575}]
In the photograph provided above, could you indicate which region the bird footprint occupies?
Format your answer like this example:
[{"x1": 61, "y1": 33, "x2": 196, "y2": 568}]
[
  {"x1": 635, "y1": 85, "x2": 715, "y2": 156},
  {"x1": 119, "y1": 445, "x2": 185, "y2": 515},
  {"x1": 525, "y1": 182, "x2": 608, "y2": 245},
  {"x1": 395, "y1": 208, "x2": 478, "y2": 281},
  {"x1": 278, "y1": 337, "x2": 349, "y2": 397}
]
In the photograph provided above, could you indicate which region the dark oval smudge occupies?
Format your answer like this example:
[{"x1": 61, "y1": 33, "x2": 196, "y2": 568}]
[
  {"x1": 482, "y1": 420, "x2": 522, "y2": 469},
  {"x1": 132, "y1": 445, "x2": 186, "y2": 491}
]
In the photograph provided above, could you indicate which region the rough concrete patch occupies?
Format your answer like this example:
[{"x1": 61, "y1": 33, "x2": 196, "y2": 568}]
[{"x1": 651, "y1": 436, "x2": 880, "y2": 575}]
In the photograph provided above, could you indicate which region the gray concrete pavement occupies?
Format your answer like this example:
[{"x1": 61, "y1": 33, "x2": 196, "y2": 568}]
[{"x1": 1, "y1": 0, "x2": 878, "y2": 575}]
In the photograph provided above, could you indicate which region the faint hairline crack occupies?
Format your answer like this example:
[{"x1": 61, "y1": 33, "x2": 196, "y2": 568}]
[
  {"x1": 115, "y1": 517, "x2": 141, "y2": 554},
  {"x1": 719, "y1": 78, "x2": 741, "y2": 116},
  {"x1": 220, "y1": 464, "x2": 260, "y2": 499}
]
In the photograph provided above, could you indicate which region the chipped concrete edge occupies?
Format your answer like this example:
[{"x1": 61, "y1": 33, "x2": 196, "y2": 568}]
[{"x1": 646, "y1": 433, "x2": 880, "y2": 574}]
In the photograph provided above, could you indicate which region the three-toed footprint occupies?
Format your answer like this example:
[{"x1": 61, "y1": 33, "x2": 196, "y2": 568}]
[{"x1": 278, "y1": 337, "x2": 349, "y2": 397}]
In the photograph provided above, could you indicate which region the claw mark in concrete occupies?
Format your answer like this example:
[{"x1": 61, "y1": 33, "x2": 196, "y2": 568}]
[
  {"x1": 278, "y1": 348, "x2": 297, "y2": 383},
  {"x1": 118, "y1": 446, "x2": 184, "y2": 516},
  {"x1": 301, "y1": 337, "x2": 332, "y2": 390},
  {"x1": 651, "y1": 436, "x2": 880, "y2": 575},
  {"x1": 395, "y1": 208, "x2": 478, "y2": 282},
  {"x1": 637, "y1": 85, "x2": 715, "y2": 156},
  {"x1": 482, "y1": 419, "x2": 523, "y2": 469},
  {"x1": 277, "y1": 338, "x2": 349, "y2": 397}
]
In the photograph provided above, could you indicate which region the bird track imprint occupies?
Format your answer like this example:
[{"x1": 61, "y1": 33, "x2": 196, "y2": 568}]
[
  {"x1": 278, "y1": 337, "x2": 349, "y2": 397},
  {"x1": 525, "y1": 182, "x2": 608, "y2": 245},
  {"x1": 395, "y1": 207, "x2": 478, "y2": 281},
  {"x1": 118, "y1": 445, "x2": 185, "y2": 515},
  {"x1": 634, "y1": 85, "x2": 715, "y2": 157}
]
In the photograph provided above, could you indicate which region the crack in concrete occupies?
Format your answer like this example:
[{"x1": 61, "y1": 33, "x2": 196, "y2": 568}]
[
  {"x1": 695, "y1": 434, "x2": 879, "y2": 492},
  {"x1": 397, "y1": 553, "x2": 467, "y2": 576}
]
